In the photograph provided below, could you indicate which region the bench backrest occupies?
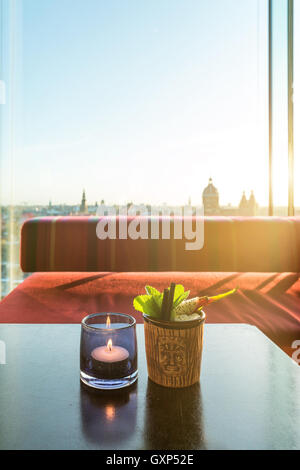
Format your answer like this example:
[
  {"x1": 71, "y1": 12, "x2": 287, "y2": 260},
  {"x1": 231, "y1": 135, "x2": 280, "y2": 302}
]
[{"x1": 20, "y1": 216, "x2": 300, "y2": 272}]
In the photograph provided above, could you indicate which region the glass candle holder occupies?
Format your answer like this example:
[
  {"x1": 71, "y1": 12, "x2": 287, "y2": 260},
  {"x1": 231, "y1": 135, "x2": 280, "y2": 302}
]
[{"x1": 80, "y1": 313, "x2": 138, "y2": 390}]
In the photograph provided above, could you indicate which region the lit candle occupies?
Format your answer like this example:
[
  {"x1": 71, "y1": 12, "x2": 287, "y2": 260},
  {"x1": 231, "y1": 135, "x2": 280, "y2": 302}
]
[
  {"x1": 92, "y1": 339, "x2": 129, "y2": 363},
  {"x1": 91, "y1": 339, "x2": 130, "y2": 379}
]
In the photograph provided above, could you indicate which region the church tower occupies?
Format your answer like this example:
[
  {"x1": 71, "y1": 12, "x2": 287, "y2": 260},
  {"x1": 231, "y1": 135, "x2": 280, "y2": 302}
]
[
  {"x1": 239, "y1": 191, "x2": 248, "y2": 215},
  {"x1": 248, "y1": 190, "x2": 257, "y2": 215},
  {"x1": 80, "y1": 189, "x2": 88, "y2": 214},
  {"x1": 239, "y1": 190, "x2": 257, "y2": 216}
]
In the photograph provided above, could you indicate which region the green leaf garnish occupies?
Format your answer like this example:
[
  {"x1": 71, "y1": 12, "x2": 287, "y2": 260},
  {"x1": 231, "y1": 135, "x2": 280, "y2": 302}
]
[
  {"x1": 133, "y1": 284, "x2": 190, "y2": 320},
  {"x1": 133, "y1": 294, "x2": 162, "y2": 318},
  {"x1": 145, "y1": 285, "x2": 161, "y2": 296}
]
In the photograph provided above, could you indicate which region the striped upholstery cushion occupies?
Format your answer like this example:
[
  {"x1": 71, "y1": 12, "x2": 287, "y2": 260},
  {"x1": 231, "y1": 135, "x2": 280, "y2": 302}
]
[
  {"x1": 20, "y1": 216, "x2": 300, "y2": 273},
  {"x1": 1, "y1": 271, "x2": 300, "y2": 359}
]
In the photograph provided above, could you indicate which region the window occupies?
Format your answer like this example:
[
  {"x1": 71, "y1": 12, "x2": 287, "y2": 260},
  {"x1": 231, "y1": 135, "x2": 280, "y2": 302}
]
[
  {"x1": 294, "y1": 1, "x2": 300, "y2": 211},
  {"x1": 1, "y1": 0, "x2": 269, "y2": 297}
]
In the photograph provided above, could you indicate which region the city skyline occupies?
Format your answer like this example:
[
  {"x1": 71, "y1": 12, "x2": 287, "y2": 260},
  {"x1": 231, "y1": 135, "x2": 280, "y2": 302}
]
[{"x1": 2, "y1": 178, "x2": 259, "y2": 209}]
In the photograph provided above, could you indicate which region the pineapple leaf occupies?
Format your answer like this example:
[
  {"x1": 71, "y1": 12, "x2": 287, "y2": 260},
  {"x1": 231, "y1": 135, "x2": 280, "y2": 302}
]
[{"x1": 173, "y1": 290, "x2": 190, "y2": 308}]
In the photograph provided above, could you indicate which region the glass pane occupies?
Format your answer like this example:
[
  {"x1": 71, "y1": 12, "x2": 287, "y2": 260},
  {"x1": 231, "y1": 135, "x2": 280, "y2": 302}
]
[
  {"x1": 0, "y1": 0, "x2": 268, "y2": 297},
  {"x1": 294, "y1": 0, "x2": 300, "y2": 211},
  {"x1": 270, "y1": 0, "x2": 289, "y2": 215}
]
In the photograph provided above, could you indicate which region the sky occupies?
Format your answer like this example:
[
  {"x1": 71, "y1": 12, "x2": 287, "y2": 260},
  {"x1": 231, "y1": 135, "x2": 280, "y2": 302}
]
[{"x1": 1, "y1": 0, "x2": 295, "y2": 208}]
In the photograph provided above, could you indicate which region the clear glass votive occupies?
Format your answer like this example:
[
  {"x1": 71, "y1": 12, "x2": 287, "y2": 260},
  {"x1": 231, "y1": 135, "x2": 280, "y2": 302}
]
[{"x1": 80, "y1": 313, "x2": 138, "y2": 390}]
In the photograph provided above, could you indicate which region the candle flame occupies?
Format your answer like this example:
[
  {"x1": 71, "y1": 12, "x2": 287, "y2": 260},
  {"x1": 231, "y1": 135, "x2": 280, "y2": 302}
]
[
  {"x1": 107, "y1": 338, "x2": 113, "y2": 351},
  {"x1": 106, "y1": 315, "x2": 111, "y2": 328}
]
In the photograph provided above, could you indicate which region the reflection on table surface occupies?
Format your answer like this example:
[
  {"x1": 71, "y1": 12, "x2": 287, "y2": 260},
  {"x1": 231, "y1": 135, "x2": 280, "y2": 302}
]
[
  {"x1": 144, "y1": 380, "x2": 206, "y2": 450},
  {"x1": 80, "y1": 377, "x2": 206, "y2": 450},
  {"x1": 80, "y1": 382, "x2": 138, "y2": 445}
]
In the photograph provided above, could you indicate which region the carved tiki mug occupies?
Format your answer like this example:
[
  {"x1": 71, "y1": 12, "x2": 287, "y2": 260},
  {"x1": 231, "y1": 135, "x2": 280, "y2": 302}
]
[{"x1": 143, "y1": 312, "x2": 205, "y2": 388}]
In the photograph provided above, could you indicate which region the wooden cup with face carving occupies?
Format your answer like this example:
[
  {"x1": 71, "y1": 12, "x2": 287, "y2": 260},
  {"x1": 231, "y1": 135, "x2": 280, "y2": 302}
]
[{"x1": 143, "y1": 312, "x2": 205, "y2": 388}]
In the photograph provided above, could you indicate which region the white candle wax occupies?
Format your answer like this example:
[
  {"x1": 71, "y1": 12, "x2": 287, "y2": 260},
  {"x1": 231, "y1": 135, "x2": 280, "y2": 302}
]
[{"x1": 91, "y1": 345, "x2": 129, "y2": 363}]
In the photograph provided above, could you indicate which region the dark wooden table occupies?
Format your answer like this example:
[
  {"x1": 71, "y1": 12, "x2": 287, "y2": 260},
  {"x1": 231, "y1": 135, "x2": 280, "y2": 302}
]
[{"x1": 0, "y1": 323, "x2": 300, "y2": 450}]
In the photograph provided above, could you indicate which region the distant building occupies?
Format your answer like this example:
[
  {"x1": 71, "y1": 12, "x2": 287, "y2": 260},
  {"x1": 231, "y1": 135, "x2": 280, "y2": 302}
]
[
  {"x1": 202, "y1": 178, "x2": 220, "y2": 215},
  {"x1": 249, "y1": 190, "x2": 257, "y2": 215},
  {"x1": 79, "y1": 189, "x2": 88, "y2": 215},
  {"x1": 239, "y1": 190, "x2": 257, "y2": 216},
  {"x1": 239, "y1": 191, "x2": 248, "y2": 213},
  {"x1": 202, "y1": 179, "x2": 258, "y2": 216}
]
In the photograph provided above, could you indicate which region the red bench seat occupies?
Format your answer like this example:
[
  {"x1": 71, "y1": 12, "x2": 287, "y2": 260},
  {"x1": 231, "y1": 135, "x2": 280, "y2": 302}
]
[{"x1": 1, "y1": 270, "x2": 299, "y2": 358}]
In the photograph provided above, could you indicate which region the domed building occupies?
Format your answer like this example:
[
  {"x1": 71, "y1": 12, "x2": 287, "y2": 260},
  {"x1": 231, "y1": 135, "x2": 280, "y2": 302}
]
[
  {"x1": 202, "y1": 178, "x2": 220, "y2": 215},
  {"x1": 201, "y1": 179, "x2": 259, "y2": 216}
]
